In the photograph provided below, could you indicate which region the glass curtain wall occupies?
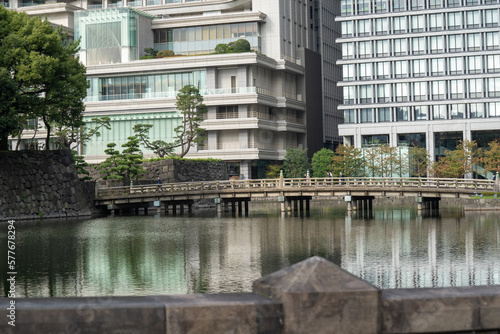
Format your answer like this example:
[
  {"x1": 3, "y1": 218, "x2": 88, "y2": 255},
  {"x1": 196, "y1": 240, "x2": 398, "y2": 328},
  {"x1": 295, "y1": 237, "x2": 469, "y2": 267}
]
[{"x1": 154, "y1": 22, "x2": 260, "y2": 55}]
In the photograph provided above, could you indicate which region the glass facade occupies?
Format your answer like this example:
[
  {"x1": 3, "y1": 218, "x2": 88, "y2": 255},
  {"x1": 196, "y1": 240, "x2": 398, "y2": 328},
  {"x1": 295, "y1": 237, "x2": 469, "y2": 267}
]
[
  {"x1": 75, "y1": 8, "x2": 152, "y2": 65},
  {"x1": 86, "y1": 70, "x2": 206, "y2": 101},
  {"x1": 154, "y1": 22, "x2": 260, "y2": 55}
]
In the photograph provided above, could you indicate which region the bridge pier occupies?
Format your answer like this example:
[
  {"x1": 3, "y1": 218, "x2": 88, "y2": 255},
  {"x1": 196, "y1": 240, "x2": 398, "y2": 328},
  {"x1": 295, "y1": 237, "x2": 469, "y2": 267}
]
[
  {"x1": 345, "y1": 196, "x2": 374, "y2": 217},
  {"x1": 416, "y1": 196, "x2": 441, "y2": 215},
  {"x1": 283, "y1": 196, "x2": 312, "y2": 215}
]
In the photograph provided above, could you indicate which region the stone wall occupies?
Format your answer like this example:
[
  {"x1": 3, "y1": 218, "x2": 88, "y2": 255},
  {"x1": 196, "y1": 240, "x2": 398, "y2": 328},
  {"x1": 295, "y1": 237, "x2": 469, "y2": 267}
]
[
  {"x1": 86, "y1": 159, "x2": 228, "y2": 187},
  {"x1": 0, "y1": 150, "x2": 92, "y2": 220}
]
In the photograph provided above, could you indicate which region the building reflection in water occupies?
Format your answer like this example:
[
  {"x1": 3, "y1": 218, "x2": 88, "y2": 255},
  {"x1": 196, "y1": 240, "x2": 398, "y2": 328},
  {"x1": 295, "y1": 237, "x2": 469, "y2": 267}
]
[{"x1": 0, "y1": 206, "x2": 499, "y2": 297}]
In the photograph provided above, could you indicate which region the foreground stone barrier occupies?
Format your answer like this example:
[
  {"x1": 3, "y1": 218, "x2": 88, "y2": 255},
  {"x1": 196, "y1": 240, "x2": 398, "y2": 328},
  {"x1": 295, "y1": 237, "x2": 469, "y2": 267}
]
[{"x1": 1, "y1": 256, "x2": 499, "y2": 334}]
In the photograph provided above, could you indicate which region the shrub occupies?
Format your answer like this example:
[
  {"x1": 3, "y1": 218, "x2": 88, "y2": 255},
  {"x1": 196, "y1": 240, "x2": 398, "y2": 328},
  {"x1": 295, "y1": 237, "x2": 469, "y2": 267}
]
[
  {"x1": 232, "y1": 39, "x2": 251, "y2": 52},
  {"x1": 156, "y1": 49, "x2": 175, "y2": 57}
]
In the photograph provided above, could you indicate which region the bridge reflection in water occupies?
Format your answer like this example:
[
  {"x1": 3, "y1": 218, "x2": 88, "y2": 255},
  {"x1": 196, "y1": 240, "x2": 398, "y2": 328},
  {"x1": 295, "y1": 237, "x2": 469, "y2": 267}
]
[{"x1": 1, "y1": 207, "x2": 498, "y2": 297}]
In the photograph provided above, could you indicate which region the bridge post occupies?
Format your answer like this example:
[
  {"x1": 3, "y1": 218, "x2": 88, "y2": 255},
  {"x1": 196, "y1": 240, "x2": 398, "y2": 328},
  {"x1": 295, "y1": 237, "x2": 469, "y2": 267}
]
[
  {"x1": 299, "y1": 199, "x2": 304, "y2": 213},
  {"x1": 495, "y1": 172, "x2": 500, "y2": 192},
  {"x1": 215, "y1": 198, "x2": 222, "y2": 213},
  {"x1": 306, "y1": 199, "x2": 310, "y2": 215},
  {"x1": 245, "y1": 200, "x2": 249, "y2": 216},
  {"x1": 238, "y1": 200, "x2": 243, "y2": 216}
]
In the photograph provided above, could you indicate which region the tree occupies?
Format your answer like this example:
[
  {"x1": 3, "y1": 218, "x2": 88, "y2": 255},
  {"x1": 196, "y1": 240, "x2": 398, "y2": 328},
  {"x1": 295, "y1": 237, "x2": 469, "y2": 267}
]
[
  {"x1": 54, "y1": 116, "x2": 111, "y2": 150},
  {"x1": 311, "y1": 148, "x2": 334, "y2": 177},
  {"x1": 213, "y1": 39, "x2": 251, "y2": 54},
  {"x1": 0, "y1": 7, "x2": 87, "y2": 150},
  {"x1": 132, "y1": 124, "x2": 172, "y2": 157},
  {"x1": 71, "y1": 149, "x2": 92, "y2": 181},
  {"x1": 0, "y1": 68, "x2": 20, "y2": 150},
  {"x1": 265, "y1": 163, "x2": 282, "y2": 179},
  {"x1": 331, "y1": 145, "x2": 365, "y2": 177},
  {"x1": 408, "y1": 146, "x2": 429, "y2": 177},
  {"x1": 480, "y1": 140, "x2": 500, "y2": 176},
  {"x1": 431, "y1": 140, "x2": 479, "y2": 178},
  {"x1": 283, "y1": 147, "x2": 309, "y2": 178},
  {"x1": 140, "y1": 47, "x2": 158, "y2": 59},
  {"x1": 98, "y1": 138, "x2": 146, "y2": 181},
  {"x1": 174, "y1": 85, "x2": 207, "y2": 157}
]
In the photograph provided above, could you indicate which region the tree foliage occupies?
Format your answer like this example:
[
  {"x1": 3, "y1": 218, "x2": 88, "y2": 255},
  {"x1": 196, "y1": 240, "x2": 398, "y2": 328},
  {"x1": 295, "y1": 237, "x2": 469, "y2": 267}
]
[
  {"x1": 0, "y1": 6, "x2": 88, "y2": 150},
  {"x1": 408, "y1": 146, "x2": 429, "y2": 177},
  {"x1": 54, "y1": 116, "x2": 111, "y2": 150},
  {"x1": 214, "y1": 39, "x2": 251, "y2": 54},
  {"x1": 431, "y1": 140, "x2": 480, "y2": 178},
  {"x1": 0, "y1": 68, "x2": 19, "y2": 150},
  {"x1": 98, "y1": 138, "x2": 146, "y2": 181},
  {"x1": 480, "y1": 140, "x2": 500, "y2": 176},
  {"x1": 265, "y1": 163, "x2": 282, "y2": 179},
  {"x1": 311, "y1": 148, "x2": 334, "y2": 177},
  {"x1": 71, "y1": 149, "x2": 92, "y2": 181},
  {"x1": 283, "y1": 147, "x2": 309, "y2": 178},
  {"x1": 331, "y1": 145, "x2": 365, "y2": 177}
]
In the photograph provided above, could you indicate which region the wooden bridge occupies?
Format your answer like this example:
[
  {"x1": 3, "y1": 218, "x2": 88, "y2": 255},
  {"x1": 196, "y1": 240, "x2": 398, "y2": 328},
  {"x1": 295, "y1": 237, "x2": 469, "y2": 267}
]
[{"x1": 94, "y1": 177, "x2": 497, "y2": 216}]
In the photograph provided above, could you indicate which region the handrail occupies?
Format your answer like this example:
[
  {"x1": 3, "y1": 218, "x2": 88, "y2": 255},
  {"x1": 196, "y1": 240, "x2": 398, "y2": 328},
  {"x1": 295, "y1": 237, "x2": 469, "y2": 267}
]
[{"x1": 96, "y1": 177, "x2": 495, "y2": 198}]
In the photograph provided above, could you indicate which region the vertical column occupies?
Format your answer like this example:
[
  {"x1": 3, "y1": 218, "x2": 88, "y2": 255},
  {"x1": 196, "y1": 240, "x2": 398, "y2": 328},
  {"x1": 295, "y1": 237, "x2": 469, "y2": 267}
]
[
  {"x1": 299, "y1": 199, "x2": 304, "y2": 213},
  {"x1": 238, "y1": 200, "x2": 243, "y2": 216},
  {"x1": 245, "y1": 200, "x2": 249, "y2": 216},
  {"x1": 240, "y1": 160, "x2": 251, "y2": 180}
]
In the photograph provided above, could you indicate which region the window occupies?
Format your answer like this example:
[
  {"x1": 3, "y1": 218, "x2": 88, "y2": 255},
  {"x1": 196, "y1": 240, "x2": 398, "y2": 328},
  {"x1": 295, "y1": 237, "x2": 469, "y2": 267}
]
[
  {"x1": 448, "y1": 12, "x2": 462, "y2": 30},
  {"x1": 394, "y1": 38, "x2": 407, "y2": 56},
  {"x1": 343, "y1": 64, "x2": 355, "y2": 81},
  {"x1": 344, "y1": 86, "x2": 356, "y2": 104},
  {"x1": 394, "y1": 60, "x2": 409, "y2": 78},
  {"x1": 411, "y1": 15, "x2": 426, "y2": 32},
  {"x1": 488, "y1": 78, "x2": 500, "y2": 97},
  {"x1": 430, "y1": 36, "x2": 443, "y2": 53},
  {"x1": 450, "y1": 80, "x2": 464, "y2": 99},
  {"x1": 448, "y1": 0, "x2": 461, "y2": 7},
  {"x1": 468, "y1": 56, "x2": 482, "y2": 74},
  {"x1": 377, "y1": 62, "x2": 391, "y2": 79},
  {"x1": 467, "y1": 33, "x2": 481, "y2": 51},
  {"x1": 432, "y1": 105, "x2": 447, "y2": 119},
  {"x1": 432, "y1": 81, "x2": 446, "y2": 100},
  {"x1": 342, "y1": 43, "x2": 355, "y2": 59},
  {"x1": 358, "y1": 19, "x2": 371, "y2": 36},
  {"x1": 413, "y1": 59, "x2": 427, "y2": 76},
  {"x1": 450, "y1": 104, "x2": 465, "y2": 119},
  {"x1": 378, "y1": 107, "x2": 391, "y2": 122},
  {"x1": 360, "y1": 108, "x2": 373, "y2": 123},
  {"x1": 358, "y1": 41, "x2": 372, "y2": 58},
  {"x1": 411, "y1": 0, "x2": 425, "y2": 10},
  {"x1": 375, "y1": 18, "x2": 388, "y2": 35},
  {"x1": 429, "y1": 0, "x2": 442, "y2": 8},
  {"x1": 469, "y1": 78, "x2": 483, "y2": 98},
  {"x1": 393, "y1": 0, "x2": 406, "y2": 11},
  {"x1": 393, "y1": 17, "x2": 406, "y2": 34},
  {"x1": 376, "y1": 40, "x2": 389, "y2": 57},
  {"x1": 485, "y1": 9, "x2": 499, "y2": 27},
  {"x1": 487, "y1": 55, "x2": 500, "y2": 72},
  {"x1": 466, "y1": 11, "x2": 481, "y2": 28},
  {"x1": 375, "y1": 0, "x2": 388, "y2": 12},
  {"x1": 470, "y1": 103, "x2": 484, "y2": 118},
  {"x1": 414, "y1": 105, "x2": 428, "y2": 120},
  {"x1": 431, "y1": 58, "x2": 445, "y2": 75},
  {"x1": 362, "y1": 134, "x2": 389, "y2": 147},
  {"x1": 448, "y1": 34, "x2": 463, "y2": 52},
  {"x1": 360, "y1": 85, "x2": 373, "y2": 103},
  {"x1": 358, "y1": 0, "x2": 370, "y2": 14},
  {"x1": 486, "y1": 32, "x2": 499, "y2": 50},
  {"x1": 344, "y1": 109, "x2": 356, "y2": 123},
  {"x1": 395, "y1": 82, "x2": 408, "y2": 101},
  {"x1": 449, "y1": 57, "x2": 464, "y2": 75},
  {"x1": 412, "y1": 37, "x2": 426, "y2": 54},
  {"x1": 429, "y1": 14, "x2": 443, "y2": 31},
  {"x1": 377, "y1": 84, "x2": 391, "y2": 102},
  {"x1": 488, "y1": 102, "x2": 500, "y2": 117},
  {"x1": 341, "y1": 0, "x2": 352, "y2": 16},
  {"x1": 342, "y1": 21, "x2": 353, "y2": 37},
  {"x1": 396, "y1": 107, "x2": 409, "y2": 121},
  {"x1": 360, "y1": 63, "x2": 372, "y2": 80},
  {"x1": 413, "y1": 82, "x2": 427, "y2": 100}
]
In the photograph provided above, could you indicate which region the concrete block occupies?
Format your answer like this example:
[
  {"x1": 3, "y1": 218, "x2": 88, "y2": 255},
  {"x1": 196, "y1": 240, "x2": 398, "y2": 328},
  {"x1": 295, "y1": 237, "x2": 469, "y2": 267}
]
[
  {"x1": 382, "y1": 285, "x2": 500, "y2": 333},
  {"x1": 253, "y1": 256, "x2": 380, "y2": 334}
]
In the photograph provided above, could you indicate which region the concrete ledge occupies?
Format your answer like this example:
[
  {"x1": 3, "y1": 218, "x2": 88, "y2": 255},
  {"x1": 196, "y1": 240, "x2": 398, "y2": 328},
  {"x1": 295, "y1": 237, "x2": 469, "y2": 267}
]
[
  {"x1": 2, "y1": 257, "x2": 500, "y2": 334},
  {"x1": 382, "y1": 286, "x2": 500, "y2": 333}
]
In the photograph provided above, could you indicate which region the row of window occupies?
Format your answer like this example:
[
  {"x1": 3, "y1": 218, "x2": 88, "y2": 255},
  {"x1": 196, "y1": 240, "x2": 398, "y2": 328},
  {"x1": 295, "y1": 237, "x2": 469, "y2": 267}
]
[
  {"x1": 343, "y1": 102, "x2": 500, "y2": 123},
  {"x1": 341, "y1": 33, "x2": 499, "y2": 59},
  {"x1": 343, "y1": 78, "x2": 500, "y2": 104},
  {"x1": 343, "y1": 55, "x2": 500, "y2": 80},
  {"x1": 341, "y1": 10, "x2": 499, "y2": 37},
  {"x1": 341, "y1": 0, "x2": 499, "y2": 16}
]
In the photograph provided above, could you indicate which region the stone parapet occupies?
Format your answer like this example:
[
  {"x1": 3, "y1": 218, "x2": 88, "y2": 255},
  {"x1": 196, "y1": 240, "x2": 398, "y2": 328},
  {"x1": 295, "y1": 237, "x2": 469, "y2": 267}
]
[{"x1": 1, "y1": 257, "x2": 500, "y2": 333}]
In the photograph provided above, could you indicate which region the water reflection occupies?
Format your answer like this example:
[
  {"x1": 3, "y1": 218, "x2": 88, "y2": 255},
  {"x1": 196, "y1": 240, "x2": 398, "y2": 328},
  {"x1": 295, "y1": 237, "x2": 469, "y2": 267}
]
[{"x1": 0, "y1": 205, "x2": 499, "y2": 297}]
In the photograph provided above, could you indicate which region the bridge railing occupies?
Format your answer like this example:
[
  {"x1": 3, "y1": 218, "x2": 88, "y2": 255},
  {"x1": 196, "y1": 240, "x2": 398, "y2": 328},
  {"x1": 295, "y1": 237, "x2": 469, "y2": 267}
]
[{"x1": 96, "y1": 177, "x2": 495, "y2": 198}]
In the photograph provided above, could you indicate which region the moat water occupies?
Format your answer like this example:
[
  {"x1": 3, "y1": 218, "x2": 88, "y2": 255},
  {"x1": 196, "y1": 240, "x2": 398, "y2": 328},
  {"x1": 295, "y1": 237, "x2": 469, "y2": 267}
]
[{"x1": 1, "y1": 203, "x2": 499, "y2": 297}]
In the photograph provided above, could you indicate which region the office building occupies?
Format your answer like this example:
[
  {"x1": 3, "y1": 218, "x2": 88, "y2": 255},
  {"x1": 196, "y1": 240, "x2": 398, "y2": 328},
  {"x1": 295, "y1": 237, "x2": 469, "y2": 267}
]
[{"x1": 336, "y1": 0, "x2": 500, "y2": 166}]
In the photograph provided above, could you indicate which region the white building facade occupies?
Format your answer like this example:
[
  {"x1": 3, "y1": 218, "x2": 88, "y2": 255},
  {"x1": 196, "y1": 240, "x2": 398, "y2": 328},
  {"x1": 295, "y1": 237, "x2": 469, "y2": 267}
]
[{"x1": 336, "y1": 0, "x2": 500, "y2": 165}]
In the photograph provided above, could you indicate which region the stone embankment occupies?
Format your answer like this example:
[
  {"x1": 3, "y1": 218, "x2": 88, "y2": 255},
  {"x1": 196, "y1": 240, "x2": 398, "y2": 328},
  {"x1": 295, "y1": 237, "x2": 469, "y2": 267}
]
[
  {"x1": 0, "y1": 150, "x2": 92, "y2": 220},
  {"x1": 86, "y1": 158, "x2": 228, "y2": 186}
]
